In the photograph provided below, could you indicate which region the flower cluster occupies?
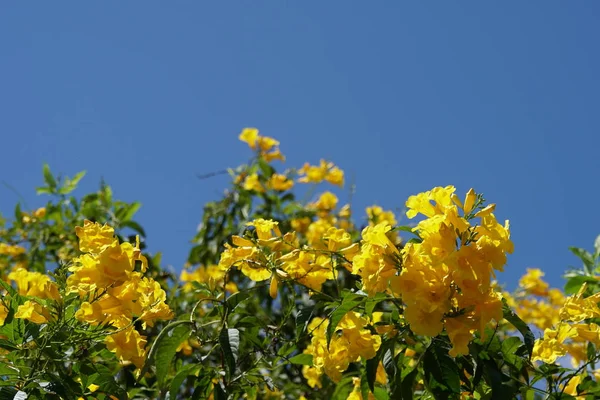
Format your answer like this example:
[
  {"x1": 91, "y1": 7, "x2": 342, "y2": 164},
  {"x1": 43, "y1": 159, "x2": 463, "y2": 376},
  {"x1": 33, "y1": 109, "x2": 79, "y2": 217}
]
[
  {"x1": 392, "y1": 186, "x2": 513, "y2": 356},
  {"x1": 532, "y1": 283, "x2": 600, "y2": 365},
  {"x1": 297, "y1": 159, "x2": 344, "y2": 187},
  {"x1": 68, "y1": 220, "x2": 173, "y2": 368},
  {"x1": 239, "y1": 127, "x2": 285, "y2": 163},
  {"x1": 302, "y1": 312, "x2": 381, "y2": 387}
]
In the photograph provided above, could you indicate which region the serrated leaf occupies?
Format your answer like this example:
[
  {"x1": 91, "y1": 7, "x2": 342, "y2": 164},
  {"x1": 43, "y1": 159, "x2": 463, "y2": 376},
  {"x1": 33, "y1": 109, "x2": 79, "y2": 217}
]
[
  {"x1": 219, "y1": 328, "x2": 240, "y2": 376},
  {"x1": 423, "y1": 340, "x2": 460, "y2": 396},
  {"x1": 169, "y1": 364, "x2": 200, "y2": 399},
  {"x1": 326, "y1": 293, "x2": 365, "y2": 347},
  {"x1": 155, "y1": 324, "x2": 192, "y2": 387},
  {"x1": 288, "y1": 353, "x2": 313, "y2": 366},
  {"x1": 42, "y1": 163, "x2": 56, "y2": 188},
  {"x1": 365, "y1": 293, "x2": 387, "y2": 319},
  {"x1": 502, "y1": 299, "x2": 534, "y2": 359}
]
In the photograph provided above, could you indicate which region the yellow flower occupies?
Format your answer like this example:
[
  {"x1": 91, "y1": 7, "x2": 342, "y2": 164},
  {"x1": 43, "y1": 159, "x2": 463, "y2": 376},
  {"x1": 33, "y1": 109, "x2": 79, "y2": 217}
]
[
  {"x1": 105, "y1": 327, "x2": 147, "y2": 369},
  {"x1": 298, "y1": 160, "x2": 344, "y2": 186},
  {"x1": 0, "y1": 243, "x2": 26, "y2": 257},
  {"x1": 15, "y1": 300, "x2": 50, "y2": 324},
  {"x1": 180, "y1": 265, "x2": 227, "y2": 292},
  {"x1": 310, "y1": 192, "x2": 338, "y2": 215},
  {"x1": 0, "y1": 303, "x2": 9, "y2": 325},
  {"x1": 8, "y1": 268, "x2": 60, "y2": 300},
  {"x1": 560, "y1": 284, "x2": 600, "y2": 323},
  {"x1": 238, "y1": 128, "x2": 285, "y2": 162},
  {"x1": 267, "y1": 174, "x2": 294, "y2": 191},
  {"x1": 243, "y1": 173, "x2": 265, "y2": 192},
  {"x1": 75, "y1": 220, "x2": 116, "y2": 253},
  {"x1": 33, "y1": 207, "x2": 46, "y2": 218},
  {"x1": 239, "y1": 128, "x2": 259, "y2": 149}
]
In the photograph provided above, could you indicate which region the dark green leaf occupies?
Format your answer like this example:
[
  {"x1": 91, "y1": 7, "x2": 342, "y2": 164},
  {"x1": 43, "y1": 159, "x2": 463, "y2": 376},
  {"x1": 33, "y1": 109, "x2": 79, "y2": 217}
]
[
  {"x1": 399, "y1": 368, "x2": 418, "y2": 400},
  {"x1": 366, "y1": 356, "x2": 379, "y2": 393},
  {"x1": 169, "y1": 364, "x2": 201, "y2": 399},
  {"x1": 219, "y1": 328, "x2": 240, "y2": 376},
  {"x1": 213, "y1": 381, "x2": 227, "y2": 400},
  {"x1": 483, "y1": 359, "x2": 518, "y2": 400},
  {"x1": 502, "y1": 299, "x2": 535, "y2": 359},
  {"x1": 423, "y1": 340, "x2": 461, "y2": 397},
  {"x1": 295, "y1": 306, "x2": 314, "y2": 338}
]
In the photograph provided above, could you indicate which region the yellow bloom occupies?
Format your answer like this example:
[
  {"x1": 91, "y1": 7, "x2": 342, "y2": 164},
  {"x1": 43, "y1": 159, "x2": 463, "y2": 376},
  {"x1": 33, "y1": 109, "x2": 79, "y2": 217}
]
[
  {"x1": 180, "y1": 264, "x2": 227, "y2": 292},
  {"x1": 298, "y1": 160, "x2": 344, "y2": 186},
  {"x1": 532, "y1": 323, "x2": 578, "y2": 364},
  {"x1": 33, "y1": 207, "x2": 46, "y2": 218},
  {"x1": 239, "y1": 128, "x2": 259, "y2": 149},
  {"x1": 75, "y1": 220, "x2": 116, "y2": 253},
  {"x1": 0, "y1": 303, "x2": 9, "y2": 325},
  {"x1": 105, "y1": 327, "x2": 147, "y2": 369},
  {"x1": 310, "y1": 192, "x2": 338, "y2": 215},
  {"x1": 0, "y1": 243, "x2": 26, "y2": 257},
  {"x1": 238, "y1": 128, "x2": 285, "y2": 162},
  {"x1": 15, "y1": 300, "x2": 50, "y2": 324},
  {"x1": 8, "y1": 268, "x2": 60, "y2": 300},
  {"x1": 267, "y1": 174, "x2": 294, "y2": 191},
  {"x1": 243, "y1": 173, "x2": 264, "y2": 192},
  {"x1": 560, "y1": 284, "x2": 600, "y2": 323}
]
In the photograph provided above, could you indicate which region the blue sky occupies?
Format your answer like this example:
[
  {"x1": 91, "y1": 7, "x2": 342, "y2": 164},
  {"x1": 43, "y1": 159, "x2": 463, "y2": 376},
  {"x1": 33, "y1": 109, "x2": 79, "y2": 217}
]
[{"x1": 1, "y1": 2, "x2": 599, "y2": 290}]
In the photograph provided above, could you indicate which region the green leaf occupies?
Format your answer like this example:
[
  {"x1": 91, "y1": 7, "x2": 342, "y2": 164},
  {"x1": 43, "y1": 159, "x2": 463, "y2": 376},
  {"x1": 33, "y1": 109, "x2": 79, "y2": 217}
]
[
  {"x1": 564, "y1": 275, "x2": 598, "y2": 295},
  {"x1": 117, "y1": 202, "x2": 142, "y2": 222},
  {"x1": 399, "y1": 368, "x2": 418, "y2": 400},
  {"x1": 483, "y1": 359, "x2": 518, "y2": 400},
  {"x1": 120, "y1": 220, "x2": 147, "y2": 237},
  {"x1": 423, "y1": 340, "x2": 460, "y2": 397},
  {"x1": 219, "y1": 328, "x2": 240, "y2": 376},
  {"x1": 365, "y1": 293, "x2": 387, "y2": 319},
  {"x1": 213, "y1": 381, "x2": 227, "y2": 400},
  {"x1": 326, "y1": 292, "x2": 365, "y2": 347},
  {"x1": 226, "y1": 291, "x2": 250, "y2": 312},
  {"x1": 501, "y1": 336, "x2": 524, "y2": 369},
  {"x1": 42, "y1": 163, "x2": 57, "y2": 189},
  {"x1": 366, "y1": 356, "x2": 379, "y2": 393},
  {"x1": 59, "y1": 170, "x2": 87, "y2": 194},
  {"x1": 502, "y1": 299, "x2": 535, "y2": 359},
  {"x1": 169, "y1": 364, "x2": 201, "y2": 399},
  {"x1": 0, "y1": 387, "x2": 18, "y2": 400},
  {"x1": 138, "y1": 320, "x2": 193, "y2": 386},
  {"x1": 373, "y1": 387, "x2": 389, "y2": 400},
  {"x1": 588, "y1": 341, "x2": 596, "y2": 363},
  {"x1": 0, "y1": 279, "x2": 16, "y2": 297},
  {"x1": 570, "y1": 247, "x2": 595, "y2": 274},
  {"x1": 288, "y1": 353, "x2": 313, "y2": 366},
  {"x1": 295, "y1": 306, "x2": 314, "y2": 338},
  {"x1": 155, "y1": 324, "x2": 192, "y2": 387}
]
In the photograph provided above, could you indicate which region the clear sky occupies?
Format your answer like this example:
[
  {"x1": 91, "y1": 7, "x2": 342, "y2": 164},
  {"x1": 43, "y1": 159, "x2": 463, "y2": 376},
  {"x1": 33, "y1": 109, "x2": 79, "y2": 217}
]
[{"x1": 1, "y1": 2, "x2": 599, "y2": 290}]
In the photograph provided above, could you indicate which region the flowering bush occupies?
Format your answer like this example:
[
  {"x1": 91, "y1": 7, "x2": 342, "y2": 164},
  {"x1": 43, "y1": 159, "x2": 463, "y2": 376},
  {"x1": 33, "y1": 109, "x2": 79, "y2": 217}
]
[{"x1": 1, "y1": 128, "x2": 600, "y2": 399}]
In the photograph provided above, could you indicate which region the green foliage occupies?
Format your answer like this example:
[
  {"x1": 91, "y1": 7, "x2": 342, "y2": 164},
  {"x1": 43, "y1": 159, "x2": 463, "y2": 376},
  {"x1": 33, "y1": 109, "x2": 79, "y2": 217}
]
[{"x1": 0, "y1": 149, "x2": 599, "y2": 400}]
